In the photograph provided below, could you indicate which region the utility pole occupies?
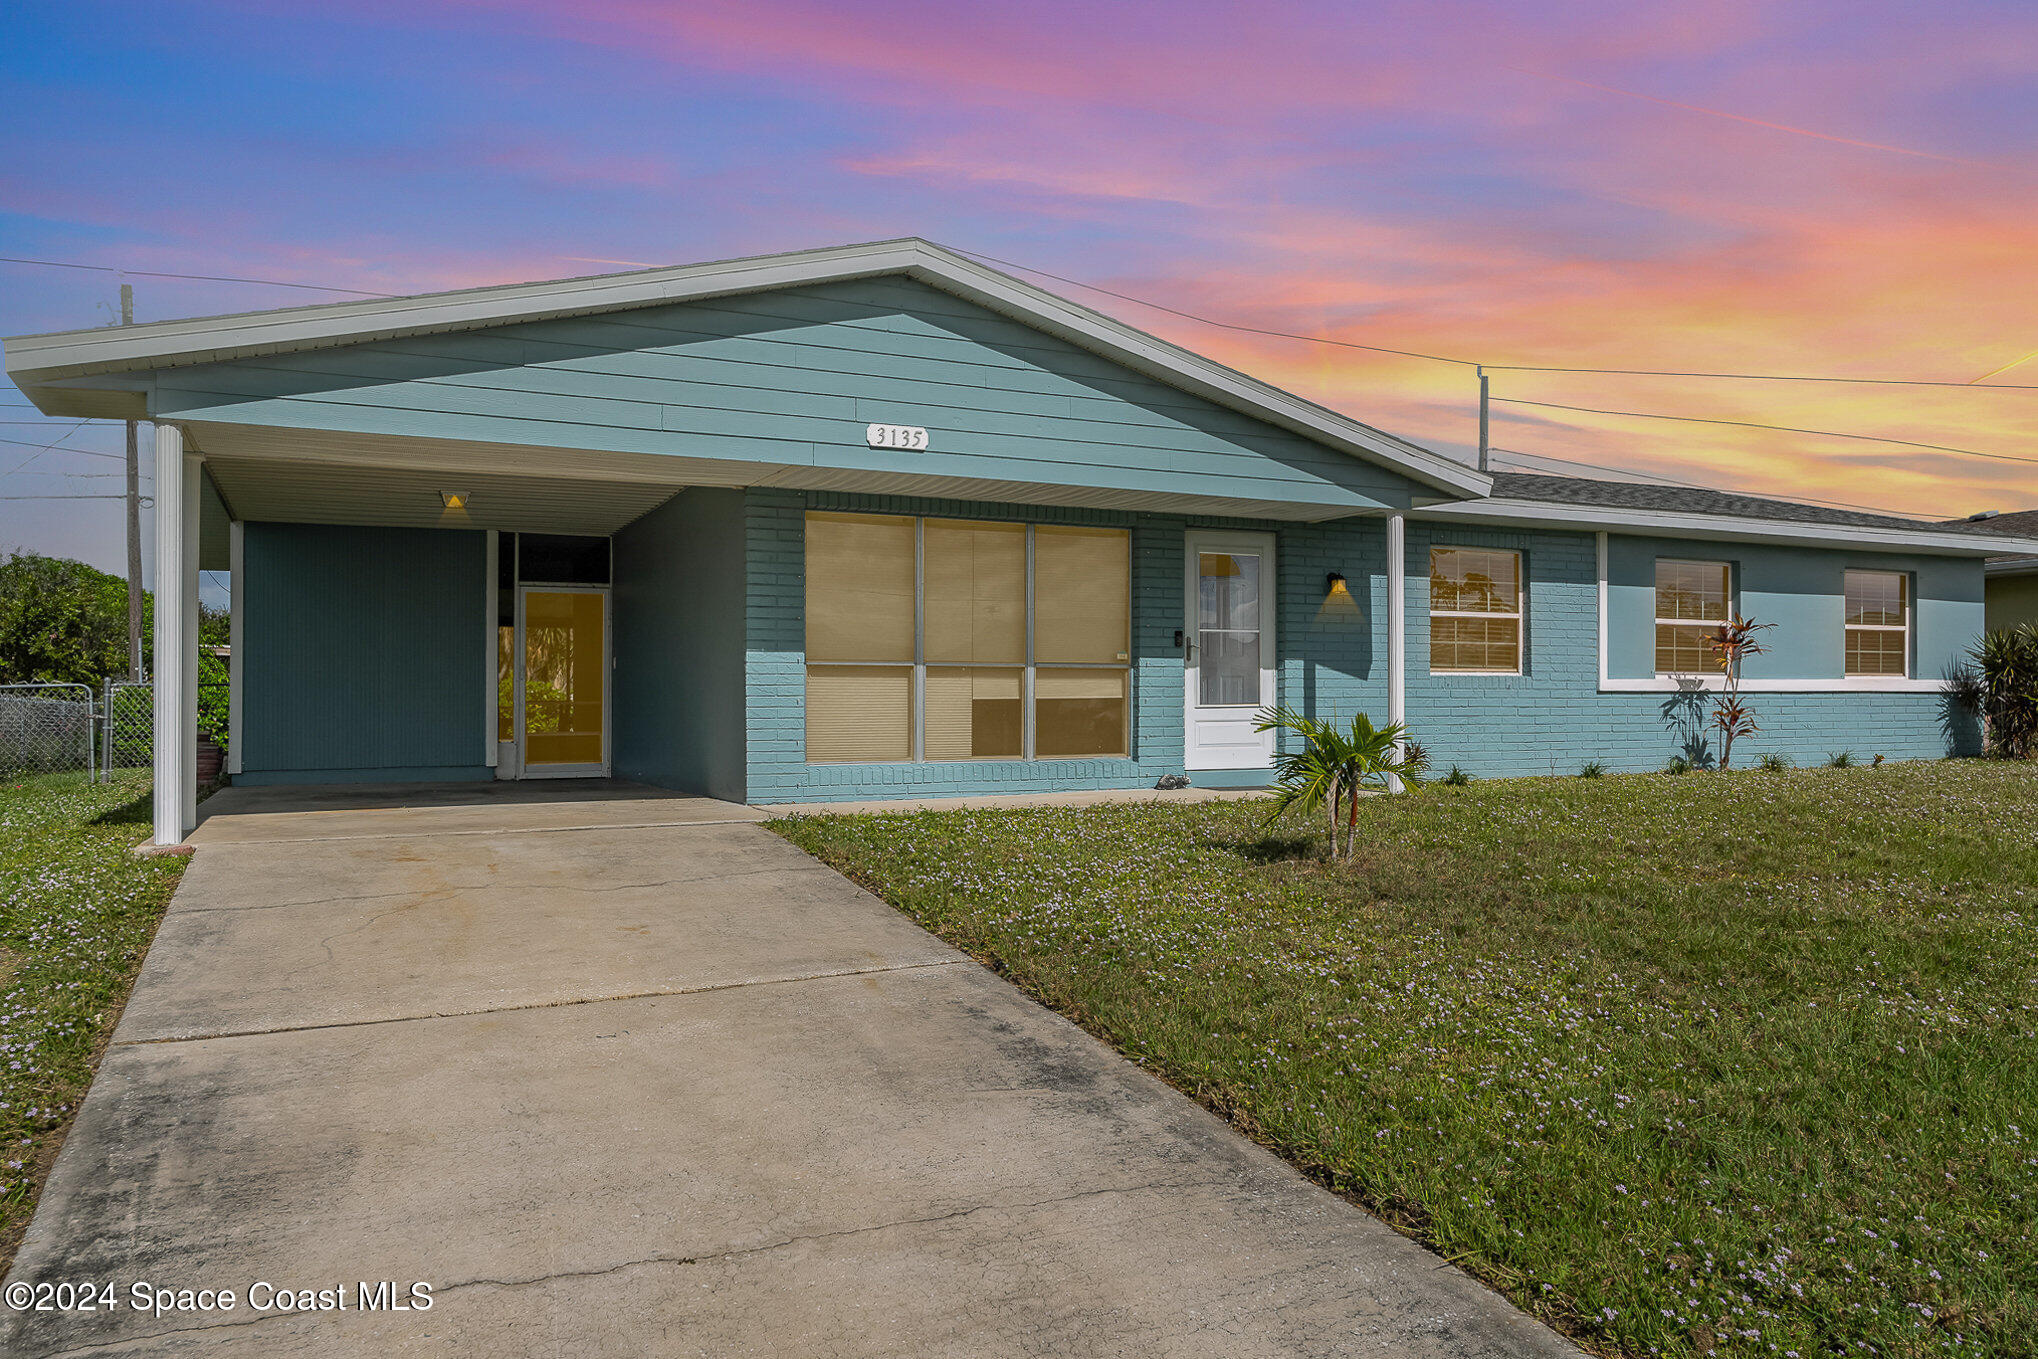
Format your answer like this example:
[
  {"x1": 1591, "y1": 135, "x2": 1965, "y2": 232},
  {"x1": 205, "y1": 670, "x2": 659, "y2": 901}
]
[
  {"x1": 122, "y1": 283, "x2": 143, "y2": 680},
  {"x1": 1477, "y1": 365, "x2": 1490, "y2": 473}
]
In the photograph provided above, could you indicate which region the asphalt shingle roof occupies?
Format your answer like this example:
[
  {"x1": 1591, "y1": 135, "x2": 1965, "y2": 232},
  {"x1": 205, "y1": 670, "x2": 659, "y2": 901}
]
[
  {"x1": 1486, "y1": 472, "x2": 1950, "y2": 532},
  {"x1": 1936, "y1": 508, "x2": 2038, "y2": 539}
]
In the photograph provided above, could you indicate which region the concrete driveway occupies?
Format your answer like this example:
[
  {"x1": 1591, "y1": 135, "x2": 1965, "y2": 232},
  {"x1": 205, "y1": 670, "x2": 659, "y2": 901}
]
[{"x1": 3, "y1": 782, "x2": 1577, "y2": 1358}]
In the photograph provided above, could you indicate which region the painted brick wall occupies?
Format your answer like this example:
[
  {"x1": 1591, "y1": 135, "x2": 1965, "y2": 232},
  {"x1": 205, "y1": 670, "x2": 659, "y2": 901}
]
[
  {"x1": 744, "y1": 489, "x2": 1295, "y2": 803},
  {"x1": 1397, "y1": 520, "x2": 1979, "y2": 776},
  {"x1": 741, "y1": 496, "x2": 1982, "y2": 801}
]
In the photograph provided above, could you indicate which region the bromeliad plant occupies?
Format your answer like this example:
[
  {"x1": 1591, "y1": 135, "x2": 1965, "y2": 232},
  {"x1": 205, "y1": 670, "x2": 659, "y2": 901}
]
[
  {"x1": 1705, "y1": 613, "x2": 1774, "y2": 770},
  {"x1": 1254, "y1": 706, "x2": 1425, "y2": 862}
]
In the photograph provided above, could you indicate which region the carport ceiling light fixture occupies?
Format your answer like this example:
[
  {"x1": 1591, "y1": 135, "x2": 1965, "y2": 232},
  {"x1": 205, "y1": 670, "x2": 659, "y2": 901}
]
[{"x1": 440, "y1": 490, "x2": 472, "y2": 509}]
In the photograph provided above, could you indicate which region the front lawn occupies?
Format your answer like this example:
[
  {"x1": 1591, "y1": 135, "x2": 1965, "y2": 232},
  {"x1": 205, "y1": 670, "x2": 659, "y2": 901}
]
[
  {"x1": 776, "y1": 761, "x2": 2037, "y2": 1358},
  {"x1": 0, "y1": 775, "x2": 186, "y2": 1273}
]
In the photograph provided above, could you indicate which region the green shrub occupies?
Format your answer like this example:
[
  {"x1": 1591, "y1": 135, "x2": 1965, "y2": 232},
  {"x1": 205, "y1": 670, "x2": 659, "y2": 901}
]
[
  {"x1": 1577, "y1": 761, "x2": 1605, "y2": 779},
  {"x1": 1662, "y1": 755, "x2": 1692, "y2": 775},
  {"x1": 1758, "y1": 752, "x2": 1791, "y2": 772},
  {"x1": 1442, "y1": 765, "x2": 1472, "y2": 786},
  {"x1": 1828, "y1": 751, "x2": 1855, "y2": 768}
]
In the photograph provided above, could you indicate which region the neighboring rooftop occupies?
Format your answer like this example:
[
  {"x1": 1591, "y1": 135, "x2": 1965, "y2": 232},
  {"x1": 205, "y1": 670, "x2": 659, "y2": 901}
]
[
  {"x1": 1938, "y1": 509, "x2": 2038, "y2": 539},
  {"x1": 1487, "y1": 472, "x2": 1947, "y2": 532}
]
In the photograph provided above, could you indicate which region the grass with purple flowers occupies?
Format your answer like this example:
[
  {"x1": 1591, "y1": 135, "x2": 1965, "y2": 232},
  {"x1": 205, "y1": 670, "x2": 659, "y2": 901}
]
[
  {"x1": 0, "y1": 774, "x2": 186, "y2": 1274},
  {"x1": 776, "y1": 760, "x2": 2038, "y2": 1359}
]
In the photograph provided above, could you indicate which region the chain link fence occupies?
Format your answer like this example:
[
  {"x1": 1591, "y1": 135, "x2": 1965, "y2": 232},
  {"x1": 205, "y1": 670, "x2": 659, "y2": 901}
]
[
  {"x1": 0, "y1": 683, "x2": 97, "y2": 780},
  {"x1": 0, "y1": 679, "x2": 233, "y2": 785}
]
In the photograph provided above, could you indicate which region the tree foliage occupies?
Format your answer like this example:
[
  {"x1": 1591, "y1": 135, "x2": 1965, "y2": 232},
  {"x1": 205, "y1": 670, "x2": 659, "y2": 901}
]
[{"x1": 0, "y1": 553, "x2": 135, "y2": 686}]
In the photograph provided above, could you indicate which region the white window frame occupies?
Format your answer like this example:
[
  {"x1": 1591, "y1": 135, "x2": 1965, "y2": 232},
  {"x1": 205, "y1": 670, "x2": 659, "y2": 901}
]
[
  {"x1": 804, "y1": 514, "x2": 1132, "y2": 764},
  {"x1": 1843, "y1": 569, "x2": 1911, "y2": 679},
  {"x1": 1427, "y1": 546, "x2": 1523, "y2": 676},
  {"x1": 1654, "y1": 558, "x2": 1732, "y2": 676}
]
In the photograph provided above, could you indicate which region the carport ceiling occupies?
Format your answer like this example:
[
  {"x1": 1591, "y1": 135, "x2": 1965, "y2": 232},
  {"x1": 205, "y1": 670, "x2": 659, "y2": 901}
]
[{"x1": 191, "y1": 423, "x2": 698, "y2": 535}]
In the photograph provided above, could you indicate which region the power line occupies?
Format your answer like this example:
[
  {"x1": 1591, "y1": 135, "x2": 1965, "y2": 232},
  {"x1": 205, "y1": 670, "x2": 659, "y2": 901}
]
[
  {"x1": 1, "y1": 421, "x2": 97, "y2": 482},
  {"x1": 1492, "y1": 395, "x2": 2038, "y2": 468},
  {"x1": 955, "y1": 248, "x2": 2038, "y2": 393},
  {"x1": 0, "y1": 248, "x2": 2027, "y2": 515},
  {"x1": 951, "y1": 247, "x2": 1482, "y2": 367},
  {"x1": 0, "y1": 494, "x2": 137, "y2": 501},
  {"x1": 0, "y1": 437, "x2": 122, "y2": 458},
  {"x1": 0, "y1": 255, "x2": 396, "y2": 297},
  {"x1": 7, "y1": 246, "x2": 2035, "y2": 394},
  {"x1": 1484, "y1": 362, "x2": 2038, "y2": 392}
]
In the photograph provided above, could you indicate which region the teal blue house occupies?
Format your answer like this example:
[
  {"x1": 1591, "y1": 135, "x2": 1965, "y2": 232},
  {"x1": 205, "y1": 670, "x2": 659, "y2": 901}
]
[{"x1": 5, "y1": 240, "x2": 2023, "y2": 845}]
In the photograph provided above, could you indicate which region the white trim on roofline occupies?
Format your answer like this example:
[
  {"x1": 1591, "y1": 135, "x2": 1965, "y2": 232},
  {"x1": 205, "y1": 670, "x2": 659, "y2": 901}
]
[
  {"x1": 3, "y1": 238, "x2": 1490, "y2": 501},
  {"x1": 1984, "y1": 557, "x2": 2038, "y2": 576},
  {"x1": 1415, "y1": 496, "x2": 2022, "y2": 558}
]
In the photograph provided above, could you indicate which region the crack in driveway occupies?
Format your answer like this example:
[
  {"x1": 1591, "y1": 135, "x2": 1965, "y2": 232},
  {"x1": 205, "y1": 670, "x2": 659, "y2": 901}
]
[
  {"x1": 21, "y1": 1179, "x2": 1240, "y2": 1358},
  {"x1": 114, "y1": 957, "x2": 970, "y2": 1047}
]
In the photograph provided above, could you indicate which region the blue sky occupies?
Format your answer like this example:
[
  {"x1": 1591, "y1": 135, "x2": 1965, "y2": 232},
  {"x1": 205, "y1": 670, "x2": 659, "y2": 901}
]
[{"x1": 5, "y1": 0, "x2": 2035, "y2": 590}]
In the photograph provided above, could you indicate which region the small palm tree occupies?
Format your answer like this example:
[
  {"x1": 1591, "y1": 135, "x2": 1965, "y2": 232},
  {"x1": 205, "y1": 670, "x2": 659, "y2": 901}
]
[{"x1": 1255, "y1": 706, "x2": 1424, "y2": 862}]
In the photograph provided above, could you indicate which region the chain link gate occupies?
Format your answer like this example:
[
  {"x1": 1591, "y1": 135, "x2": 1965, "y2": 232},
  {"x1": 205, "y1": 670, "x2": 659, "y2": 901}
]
[
  {"x1": 102, "y1": 679, "x2": 153, "y2": 781},
  {"x1": 0, "y1": 682, "x2": 97, "y2": 781}
]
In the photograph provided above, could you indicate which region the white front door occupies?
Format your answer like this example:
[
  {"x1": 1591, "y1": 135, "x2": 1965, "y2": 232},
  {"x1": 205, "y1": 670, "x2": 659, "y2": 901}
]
[{"x1": 1183, "y1": 530, "x2": 1276, "y2": 770}]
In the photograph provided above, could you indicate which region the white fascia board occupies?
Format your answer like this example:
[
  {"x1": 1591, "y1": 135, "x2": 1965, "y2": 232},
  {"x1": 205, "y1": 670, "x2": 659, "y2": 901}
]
[
  {"x1": 1415, "y1": 497, "x2": 2025, "y2": 558},
  {"x1": 1984, "y1": 557, "x2": 2038, "y2": 576},
  {"x1": 1600, "y1": 674, "x2": 1949, "y2": 694},
  {"x1": 3, "y1": 239, "x2": 1490, "y2": 501}
]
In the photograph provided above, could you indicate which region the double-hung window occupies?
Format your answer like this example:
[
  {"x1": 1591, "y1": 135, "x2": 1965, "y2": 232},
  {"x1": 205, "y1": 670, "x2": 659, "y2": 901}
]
[
  {"x1": 1655, "y1": 559, "x2": 1730, "y2": 674},
  {"x1": 1844, "y1": 570, "x2": 1909, "y2": 676},
  {"x1": 804, "y1": 513, "x2": 1131, "y2": 762},
  {"x1": 1429, "y1": 548, "x2": 1522, "y2": 674}
]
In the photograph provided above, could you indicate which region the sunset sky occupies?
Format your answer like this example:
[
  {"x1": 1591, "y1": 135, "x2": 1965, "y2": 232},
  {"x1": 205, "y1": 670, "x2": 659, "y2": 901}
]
[{"x1": 3, "y1": 0, "x2": 2035, "y2": 578}]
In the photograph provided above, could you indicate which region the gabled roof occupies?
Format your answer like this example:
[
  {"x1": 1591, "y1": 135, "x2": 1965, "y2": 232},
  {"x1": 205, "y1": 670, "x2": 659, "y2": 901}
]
[
  {"x1": 1419, "y1": 472, "x2": 2028, "y2": 557},
  {"x1": 3, "y1": 238, "x2": 1491, "y2": 501}
]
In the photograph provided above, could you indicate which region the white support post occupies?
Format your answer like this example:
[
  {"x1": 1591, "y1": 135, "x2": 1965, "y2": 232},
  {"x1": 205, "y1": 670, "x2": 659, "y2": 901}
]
[
  {"x1": 151, "y1": 424, "x2": 190, "y2": 845},
  {"x1": 1595, "y1": 531, "x2": 1610, "y2": 691},
  {"x1": 228, "y1": 521, "x2": 244, "y2": 776},
  {"x1": 181, "y1": 450, "x2": 201, "y2": 833},
  {"x1": 1385, "y1": 510, "x2": 1407, "y2": 794}
]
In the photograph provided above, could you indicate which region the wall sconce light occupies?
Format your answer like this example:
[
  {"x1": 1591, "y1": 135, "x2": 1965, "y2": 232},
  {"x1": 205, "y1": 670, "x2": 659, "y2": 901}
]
[
  {"x1": 1325, "y1": 571, "x2": 1349, "y2": 597},
  {"x1": 440, "y1": 490, "x2": 472, "y2": 510}
]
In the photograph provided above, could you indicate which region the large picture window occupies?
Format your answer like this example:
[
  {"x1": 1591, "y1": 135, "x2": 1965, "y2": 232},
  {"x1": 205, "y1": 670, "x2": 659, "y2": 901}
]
[
  {"x1": 1655, "y1": 559, "x2": 1731, "y2": 674},
  {"x1": 1429, "y1": 547, "x2": 1522, "y2": 674},
  {"x1": 805, "y1": 513, "x2": 1131, "y2": 762},
  {"x1": 1844, "y1": 570, "x2": 1909, "y2": 677}
]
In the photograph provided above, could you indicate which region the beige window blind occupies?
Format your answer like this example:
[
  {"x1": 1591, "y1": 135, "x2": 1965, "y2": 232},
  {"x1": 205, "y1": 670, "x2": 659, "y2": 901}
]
[{"x1": 804, "y1": 513, "x2": 1132, "y2": 763}]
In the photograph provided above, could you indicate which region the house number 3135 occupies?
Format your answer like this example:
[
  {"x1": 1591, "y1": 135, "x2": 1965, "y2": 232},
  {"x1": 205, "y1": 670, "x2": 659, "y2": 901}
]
[{"x1": 866, "y1": 423, "x2": 930, "y2": 451}]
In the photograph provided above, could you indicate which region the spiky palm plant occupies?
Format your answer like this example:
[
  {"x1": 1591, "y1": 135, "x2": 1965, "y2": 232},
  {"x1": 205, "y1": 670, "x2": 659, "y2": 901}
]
[
  {"x1": 1254, "y1": 706, "x2": 1424, "y2": 862},
  {"x1": 1959, "y1": 624, "x2": 2038, "y2": 759}
]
